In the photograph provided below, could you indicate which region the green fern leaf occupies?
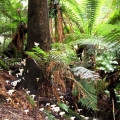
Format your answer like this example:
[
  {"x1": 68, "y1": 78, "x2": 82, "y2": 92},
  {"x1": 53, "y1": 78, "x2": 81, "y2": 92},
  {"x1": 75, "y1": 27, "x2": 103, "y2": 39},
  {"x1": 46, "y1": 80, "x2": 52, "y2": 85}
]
[
  {"x1": 57, "y1": 103, "x2": 69, "y2": 112},
  {"x1": 27, "y1": 95, "x2": 36, "y2": 107},
  {"x1": 78, "y1": 80, "x2": 98, "y2": 110}
]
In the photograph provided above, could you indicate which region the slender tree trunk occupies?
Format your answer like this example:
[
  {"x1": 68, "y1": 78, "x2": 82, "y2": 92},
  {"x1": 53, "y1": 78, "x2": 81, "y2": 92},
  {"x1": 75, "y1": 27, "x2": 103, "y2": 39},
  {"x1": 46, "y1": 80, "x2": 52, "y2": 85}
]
[
  {"x1": 53, "y1": 3, "x2": 58, "y2": 42},
  {"x1": 57, "y1": 5, "x2": 65, "y2": 43},
  {"x1": 27, "y1": 0, "x2": 51, "y2": 52},
  {"x1": 65, "y1": 13, "x2": 73, "y2": 33},
  {"x1": 49, "y1": 18, "x2": 53, "y2": 39}
]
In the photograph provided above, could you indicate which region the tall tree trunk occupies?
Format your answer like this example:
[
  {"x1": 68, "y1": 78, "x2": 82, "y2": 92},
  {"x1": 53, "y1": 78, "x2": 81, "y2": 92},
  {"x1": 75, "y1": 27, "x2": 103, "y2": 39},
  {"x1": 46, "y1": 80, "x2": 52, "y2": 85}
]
[
  {"x1": 27, "y1": 0, "x2": 51, "y2": 52},
  {"x1": 19, "y1": 0, "x2": 51, "y2": 94}
]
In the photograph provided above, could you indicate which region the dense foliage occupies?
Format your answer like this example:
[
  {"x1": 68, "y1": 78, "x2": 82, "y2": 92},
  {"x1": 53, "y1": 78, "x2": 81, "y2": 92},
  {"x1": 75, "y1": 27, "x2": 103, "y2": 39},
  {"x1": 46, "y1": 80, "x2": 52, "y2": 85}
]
[{"x1": 0, "y1": 0, "x2": 120, "y2": 120}]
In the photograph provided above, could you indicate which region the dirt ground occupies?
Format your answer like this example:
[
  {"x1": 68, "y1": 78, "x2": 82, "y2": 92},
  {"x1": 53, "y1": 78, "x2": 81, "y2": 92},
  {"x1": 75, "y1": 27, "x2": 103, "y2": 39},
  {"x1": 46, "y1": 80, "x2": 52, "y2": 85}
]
[{"x1": 0, "y1": 70, "x2": 44, "y2": 120}]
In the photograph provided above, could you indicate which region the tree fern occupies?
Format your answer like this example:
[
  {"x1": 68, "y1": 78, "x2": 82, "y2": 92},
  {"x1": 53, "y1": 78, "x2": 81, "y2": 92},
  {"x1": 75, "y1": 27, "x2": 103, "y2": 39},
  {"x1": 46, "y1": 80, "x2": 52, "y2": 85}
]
[
  {"x1": 61, "y1": 0, "x2": 100, "y2": 34},
  {"x1": 69, "y1": 37, "x2": 119, "y2": 72}
]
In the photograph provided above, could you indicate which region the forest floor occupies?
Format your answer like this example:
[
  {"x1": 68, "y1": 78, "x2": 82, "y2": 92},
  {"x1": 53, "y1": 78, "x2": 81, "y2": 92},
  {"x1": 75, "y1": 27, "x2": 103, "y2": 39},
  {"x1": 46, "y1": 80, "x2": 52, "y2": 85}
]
[
  {"x1": 0, "y1": 71, "x2": 45, "y2": 120},
  {"x1": 0, "y1": 69, "x2": 120, "y2": 120},
  {"x1": 0, "y1": 69, "x2": 82, "y2": 120}
]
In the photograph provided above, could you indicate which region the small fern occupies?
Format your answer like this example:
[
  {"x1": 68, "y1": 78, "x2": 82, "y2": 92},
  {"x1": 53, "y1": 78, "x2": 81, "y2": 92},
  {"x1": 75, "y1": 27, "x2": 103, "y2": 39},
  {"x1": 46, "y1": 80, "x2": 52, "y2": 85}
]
[
  {"x1": 25, "y1": 46, "x2": 49, "y2": 62},
  {"x1": 73, "y1": 79, "x2": 98, "y2": 110},
  {"x1": 44, "y1": 110, "x2": 56, "y2": 120},
  {"x1": 0, "y1": 59, "x2": 9, "y2": 70},
  {"x1": 51, "y1": 43, "x2": 78, "y2": 64},
  {"x1": 58, "y1": 103, "x2": 84, "y2": 120},
  {"x1": 78, "y1": 80, "x2": 98, "y2": 110},
  {"x1": 68, "y1": 75, "x2": 98, "y2": 111},
  {"x1": 26, "y1": 44, "x2": 78, "y2": 64},
  {"x1": 27, "y1": 95, "x2": 37, "y2": 107},
  {"x1": 25, "y1": 51, "x2": 40, "y2": 60}
]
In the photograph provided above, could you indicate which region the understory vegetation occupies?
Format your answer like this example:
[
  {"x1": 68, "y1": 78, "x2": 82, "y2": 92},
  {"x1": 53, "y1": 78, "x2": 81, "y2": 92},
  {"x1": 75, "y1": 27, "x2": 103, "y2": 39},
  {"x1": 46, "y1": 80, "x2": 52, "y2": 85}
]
[{"x1": 0, "y1": 0, "x2": 120, "y2": 120}]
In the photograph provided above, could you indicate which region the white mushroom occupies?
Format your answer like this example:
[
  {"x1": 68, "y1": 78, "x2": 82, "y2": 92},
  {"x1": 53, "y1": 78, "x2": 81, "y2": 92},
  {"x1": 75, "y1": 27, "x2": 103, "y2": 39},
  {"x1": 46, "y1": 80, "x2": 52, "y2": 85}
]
[
  {"x1": 5, "y1": 80, "x2": 10, "y2": 84},
  {"x1": 8, "y1": 70, "x2": 12, "y2": 75},
  {"x1": 7, "y1": 90, "x2": 15, "y2": 96},
  {"x1": 39, "y1": 108, "x2": 44, "y2": 112},
  {"x1": 59, "y1": 111, "x2": 65, "y2": 117},
  {"x1": 70, "y1": 116, "x2": 75, "y2": 120},
  {"x1": 30, "y1": 94, "x2": 36, "y2": 99},
  {"x1": 36, "y1": 78, "x2": 39, "y2": 82},
  {"x1": 19, "y1": 68, "x2": 24, "y2": 74},
  {"x1": 24, "y1": 109, "x2": 29, "y2": 114},
  {"x1": 34, "y1": 42, "x2": 39, "y2": 46}
]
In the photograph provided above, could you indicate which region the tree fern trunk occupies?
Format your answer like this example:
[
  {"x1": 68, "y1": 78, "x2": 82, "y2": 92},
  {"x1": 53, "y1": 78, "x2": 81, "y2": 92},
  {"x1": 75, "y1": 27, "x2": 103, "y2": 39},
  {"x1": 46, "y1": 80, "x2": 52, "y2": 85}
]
[{"x1": 57, "y1": 5, "x2": 65, "y2": 43}]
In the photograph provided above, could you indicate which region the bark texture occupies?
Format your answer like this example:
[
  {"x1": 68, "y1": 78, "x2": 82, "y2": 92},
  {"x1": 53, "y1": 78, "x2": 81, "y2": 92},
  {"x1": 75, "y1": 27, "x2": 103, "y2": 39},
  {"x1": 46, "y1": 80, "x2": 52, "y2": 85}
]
[{"x1": 27, "y1": 0, "x2": 51, "y2": 51}]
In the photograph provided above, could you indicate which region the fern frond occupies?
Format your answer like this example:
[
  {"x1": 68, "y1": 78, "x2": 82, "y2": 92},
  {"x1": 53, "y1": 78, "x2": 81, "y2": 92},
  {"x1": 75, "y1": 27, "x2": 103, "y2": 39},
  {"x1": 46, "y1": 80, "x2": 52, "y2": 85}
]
[
  {"x1": 84, "y1": 0, "x2": 99, "y2": 34},
  {"x1": 25, "y1": 51, "x2": 40, "y2": 60},
  {"x1": 26, "y1": 46, "x2": 49, "y2": 62},
  {"x1": 94, "y1": 23, "x2": 120, "y2": 35},
  {"x1": 69, "y1": 76, "x2": 98, "y2": 110},
  {"x1": 104, "y1": 29, "x2": 120, "y2": 43},
  {"x1": 61, "y1": 3, "x2": 84, "y2": 33},
  {"x1": 32, "y1": 46, "x2": 48, "y2": 59},
  {"x1": 50, "y1": 43, "x2": 78, "y2": 64},
  {"x1": 68, "y1": 66, "x2": 98, "y2": 111},
  {"x1": 79, "y1": 96, "x2": 97, "y2": 110},
  {"x1": 71, "y1": 66, "x2": 99, "y2": 80},
  {"x1": 58, "y1": 103, "x2": 84, "y2": 119},
  {"x1": 0, "y1": 59, "x2": 9, "y2": 70},
  {"x1": 108, "y1": 9, "x2": 120, "y2": 24},
  {"x1": 64, "y1": 32, "x2": 91, "y2": 44},
  {"x1": 69, "y1": 33, "x2": 120, "y2": 54}
]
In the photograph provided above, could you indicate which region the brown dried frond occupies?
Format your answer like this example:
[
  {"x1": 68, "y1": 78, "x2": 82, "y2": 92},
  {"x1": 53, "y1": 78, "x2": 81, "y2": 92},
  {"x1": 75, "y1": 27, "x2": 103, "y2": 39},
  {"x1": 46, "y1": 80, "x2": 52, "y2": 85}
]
[
  {"x1": 47, "y1": 61, "x2": 56, "y2": 73},
  {"x1": 39, "y1": 80, "x2": 53, "y2": 97},
  {"x1": 46, "y1": 60, "x2": 76, "y2": 102},
  {"x1": 47, "y1": 60, "x2": 66, "y2": 73},
  {"x1": 72, "y1": 82, "x2": 86, "y2": 100},
  {"x1": 53, "y1": 71, "x2": 66, "y2": 91},
  {"x1": 52, "y1": 85, "x2": 60, "y2": 102}
]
